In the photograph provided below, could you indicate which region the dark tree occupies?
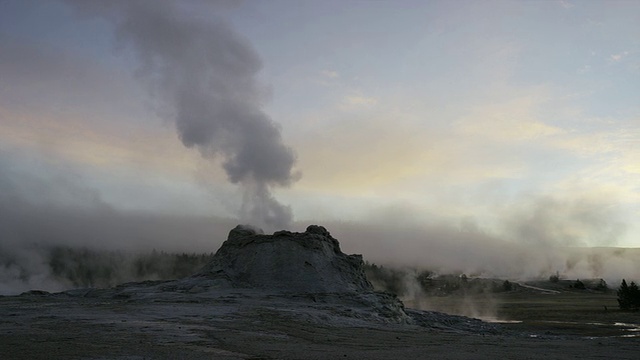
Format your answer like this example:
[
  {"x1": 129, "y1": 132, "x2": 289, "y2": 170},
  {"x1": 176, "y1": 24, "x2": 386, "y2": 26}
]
[
  {"x1": 617, "y1": 279, "x2": 640, "y2": 310},
  {"x1": 573, "y1": 279, "x2": 586, "y2": 290},
  {"x1": 630, "y1": 282, "x2": 640, "y2": 309},
  {"x1": 595, "y1": 278, "x2": 608, "y2": 292},
  {"x1": 502, "y1": 280, "x2": 513, "y2": 291}
]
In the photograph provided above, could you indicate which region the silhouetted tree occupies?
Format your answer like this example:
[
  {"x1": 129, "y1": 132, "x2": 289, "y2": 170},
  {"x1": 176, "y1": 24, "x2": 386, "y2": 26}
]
[
  {"x1": 595, "y1": 278, "x2": 608, "y2": 292},
  {"x1": 573, "y1": 279, "x2": 586, "y2": 290},
  {"x1": 363, "y1": 262, "x2": 406, "y2": 295},
  {"x1": 502, "y1": 280, "x2": 513, "y2": 291},
  {"x1": 618, "y1": 279, "x2": 640, "y2": 310}
]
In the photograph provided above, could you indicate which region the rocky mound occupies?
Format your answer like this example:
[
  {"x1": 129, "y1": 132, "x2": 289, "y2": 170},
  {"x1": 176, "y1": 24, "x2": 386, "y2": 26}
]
[
  {"x1": 198, "y1": 225, "x2": 374, "y2": 293},
  {"x1": 61, "y1": 224, "x2": 413, "y2": 324}
]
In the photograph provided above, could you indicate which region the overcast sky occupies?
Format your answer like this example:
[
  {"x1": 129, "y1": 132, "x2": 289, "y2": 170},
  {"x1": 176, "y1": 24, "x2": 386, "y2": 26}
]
[{"x1": 1, "y1": 0, "x2": 639, "y2": 261}]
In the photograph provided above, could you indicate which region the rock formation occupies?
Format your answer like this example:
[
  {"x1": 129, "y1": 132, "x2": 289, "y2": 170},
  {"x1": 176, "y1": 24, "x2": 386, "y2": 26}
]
[
  {"x1": 63, "y1": 224, "x2": 411, "y2": 324},
  {"x1": 198, "y1": 225, "x2": 374, "y2": 293}
]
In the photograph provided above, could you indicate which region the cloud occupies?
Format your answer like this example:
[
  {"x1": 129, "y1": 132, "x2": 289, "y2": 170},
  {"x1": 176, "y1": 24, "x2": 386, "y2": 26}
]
[
  {"x1": 454, "y1": 91, "x2": 563, "y2": 143},
  {"x1": 0, "y1": 145, "x2": 235, "y2": 249},
  {"x1": 548, "y1": 125, "x2": 640, "y2": 190},
  {"x1": 341, "y1": 94, "x2": 378, "y2": 108},
  {"x1": 501, "y1": 194, "x2": 627, "y2": 247},
  {"x1": 609, "y1": 51, "x2": 629, "y2": 62},
  {"x1": 293, "y1": 88, "x2": 570, "y2": 195},
  {"x1": 0, "y1": 32, "x2": 146, "y2": 119},
  {"x1": 321, "y1": 69, "x2": 339, "y2": 79},
  {"x1": 576, "y1": 64, "x2": 591, "y2": 74},
  {"x1": 0, "y1": 106, "x2": 220, "y2": 185},
  {"x1": 559, "y1": 1, "x2": 574, "y2": 9}
]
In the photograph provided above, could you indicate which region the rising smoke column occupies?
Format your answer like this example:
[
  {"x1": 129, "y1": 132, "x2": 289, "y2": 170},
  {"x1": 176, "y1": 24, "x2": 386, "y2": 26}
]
[{"x1": 72, "y1": 0, "x2": 298, "y2": 229}]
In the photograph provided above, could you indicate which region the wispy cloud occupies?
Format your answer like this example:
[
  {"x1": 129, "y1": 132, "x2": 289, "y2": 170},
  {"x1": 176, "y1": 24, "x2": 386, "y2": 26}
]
[
  {"x1": 559, "y1": 1, "x2": 574, "y2": 9},
  {"x1": 340, "y1": 94, "x2": 378, "y2": 110},
  {"x1": 577, "y1": 64, "x2": 591, "y2": 74},
  {"x1": 454, "y1": 92, "x2": 563, "y2": 143},
  {"x1": 0, "y1": 108, "x2": 217, "y2": 182},
  {"x1": 321, "y1": 69, "x2": 339, "y2": 79},
  {"x1": 609, "y1": 51, "x2": 629, "y2": 62}
]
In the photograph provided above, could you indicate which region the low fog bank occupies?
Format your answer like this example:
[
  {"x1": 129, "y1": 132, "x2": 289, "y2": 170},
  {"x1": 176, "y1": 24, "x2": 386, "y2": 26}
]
[
  {"x1": 0, "y1": 193, "x2": 238, "y2": 294},
  {"x1": 0, "y1": 151, "x2": 236, "y2": 295},
  {"x1": 0, "y1": 178, "x2": 232, "y2": 294},
  {"x1": 321, "y1": 220, "x2": 640, "y2": 285},
  {"x1": 2, "y1": 153, "x2": 638, "y2": 295},
  {"x1": 2, "y1": 209, "x2": 639, "y2": 295},
  {"x1": 363, "y1": 263, "x2": 506, "y2": 320},
  {"x1": 0, "y1": 246, "x2": 214, "y2": 295},
  {"x1": 1, "y1": 200, "x2": 233, "y2": 253},
  {"x1": 0, "y1": 207, "x2": 231, "y2": 295}
]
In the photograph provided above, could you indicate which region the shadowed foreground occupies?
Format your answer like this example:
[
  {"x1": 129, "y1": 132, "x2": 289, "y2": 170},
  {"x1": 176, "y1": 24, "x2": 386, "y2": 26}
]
[{"x1": 1, "y1": 290, "x2": 639, "y2": 360}]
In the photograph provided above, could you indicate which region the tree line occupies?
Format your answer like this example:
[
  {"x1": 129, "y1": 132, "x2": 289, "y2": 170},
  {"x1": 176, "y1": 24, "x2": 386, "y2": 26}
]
[
  {"x1": 47, "y1": 246, "x2": 214, "y2": 288},
  {"x1": 618, "y1": 279, "x2": 640, "y2": 311}
]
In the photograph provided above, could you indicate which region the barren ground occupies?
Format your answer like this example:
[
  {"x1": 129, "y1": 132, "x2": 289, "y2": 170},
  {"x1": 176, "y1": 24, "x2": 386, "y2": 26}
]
[{"x1": 1, "y1": 284, "x2": 639, "y2": 360}]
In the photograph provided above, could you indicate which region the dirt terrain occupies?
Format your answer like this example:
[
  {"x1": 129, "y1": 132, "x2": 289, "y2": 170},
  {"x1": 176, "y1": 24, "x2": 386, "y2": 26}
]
[{"x1": 1, "y1": 286, "x2": 639, "y2": 360}]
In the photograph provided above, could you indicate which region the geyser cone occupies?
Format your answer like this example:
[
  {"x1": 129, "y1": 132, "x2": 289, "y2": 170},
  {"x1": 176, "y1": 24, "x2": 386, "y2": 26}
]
[{"x1": 199, "y1": 225, "x2": 374, "y2": 293}]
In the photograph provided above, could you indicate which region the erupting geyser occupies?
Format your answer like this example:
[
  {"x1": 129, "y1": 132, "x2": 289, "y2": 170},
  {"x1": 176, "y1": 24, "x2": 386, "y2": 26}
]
[{"x1": 73, "y1": 0, "x2": 299, "y2": 230}]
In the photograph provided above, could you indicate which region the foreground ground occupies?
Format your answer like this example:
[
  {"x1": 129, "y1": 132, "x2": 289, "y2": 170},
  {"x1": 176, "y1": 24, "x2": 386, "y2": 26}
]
[
  {"x1": 412, "y1": 282, "x2": 640, "y2": 338},
  {"x1": 1, "y1": 284, "x2": 639, "y2": 359}
]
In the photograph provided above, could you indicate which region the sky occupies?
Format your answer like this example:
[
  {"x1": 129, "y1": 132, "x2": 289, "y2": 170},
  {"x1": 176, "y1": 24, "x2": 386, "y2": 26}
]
[{"x1": 1, "y1": 0, "x2": 640, "y2": 288}]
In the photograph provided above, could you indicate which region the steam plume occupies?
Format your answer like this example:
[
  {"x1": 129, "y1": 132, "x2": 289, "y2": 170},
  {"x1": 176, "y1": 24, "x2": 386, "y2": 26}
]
[{"x1": 73, "y1": 0, "x2": 297, "y2": 229}]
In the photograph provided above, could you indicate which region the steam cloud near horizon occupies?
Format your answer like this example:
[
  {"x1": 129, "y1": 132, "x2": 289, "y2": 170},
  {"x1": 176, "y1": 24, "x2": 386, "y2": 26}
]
[
  {"x1": 72, "y1": 0, "x2": 298, "y2": 230},
  {"x1": 0, "y1": 153, "x2": 638, "y2": 295}
]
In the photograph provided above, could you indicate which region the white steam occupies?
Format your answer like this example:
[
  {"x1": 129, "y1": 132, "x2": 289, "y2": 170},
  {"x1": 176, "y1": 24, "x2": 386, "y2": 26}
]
[{"x1": 71, "y1": 0, "x2": 298, "y2": 230}]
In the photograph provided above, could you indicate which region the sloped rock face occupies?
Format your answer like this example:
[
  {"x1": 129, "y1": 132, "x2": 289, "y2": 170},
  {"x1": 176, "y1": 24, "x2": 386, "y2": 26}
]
[{"x1": 199, "y1": 225, "x2": 374, "y2": 293}]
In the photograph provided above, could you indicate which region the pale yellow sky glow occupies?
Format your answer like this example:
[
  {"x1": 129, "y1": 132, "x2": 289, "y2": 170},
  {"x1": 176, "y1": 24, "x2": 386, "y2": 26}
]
[{"x1": 0, "y1": 109, "x2": 203, "y2": 178}]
